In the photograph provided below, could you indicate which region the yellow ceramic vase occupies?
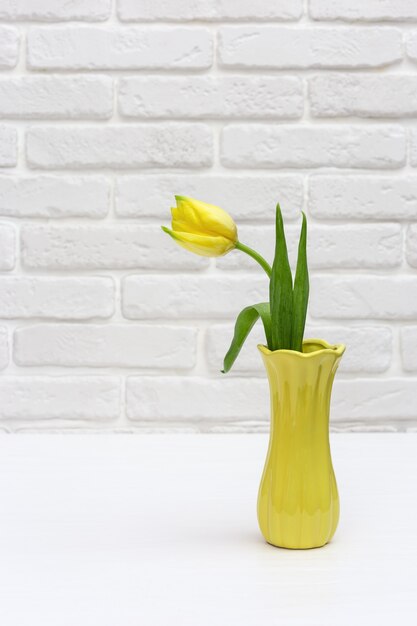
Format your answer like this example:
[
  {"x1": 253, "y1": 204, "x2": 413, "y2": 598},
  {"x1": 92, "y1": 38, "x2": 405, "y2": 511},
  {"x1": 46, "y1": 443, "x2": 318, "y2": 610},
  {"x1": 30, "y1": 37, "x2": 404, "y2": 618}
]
[{"x1": 257, "y1": 339, "x2": 345, "y2": 550}]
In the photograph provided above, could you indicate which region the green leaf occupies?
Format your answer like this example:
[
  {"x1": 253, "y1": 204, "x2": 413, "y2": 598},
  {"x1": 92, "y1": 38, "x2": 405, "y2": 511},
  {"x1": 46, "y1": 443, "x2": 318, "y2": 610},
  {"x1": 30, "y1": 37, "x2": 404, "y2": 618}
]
[
  {"x1": 222, "y1": 303, "x2": 271, "y2": 373},
  {"x1": 269, "y1": 203, "x2": 293, "y2": 350},
  {"x1": 292, "y1": 212, "x2": 309, "y2": 352}
]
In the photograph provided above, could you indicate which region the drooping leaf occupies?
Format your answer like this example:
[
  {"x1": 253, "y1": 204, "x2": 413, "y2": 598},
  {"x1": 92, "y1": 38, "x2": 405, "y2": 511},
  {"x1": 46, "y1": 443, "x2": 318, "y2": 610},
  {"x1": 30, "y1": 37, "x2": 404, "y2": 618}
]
[
  {"x1": 292, "y1": 212, "x2": 309, "y2": 352},
  {"x1": 222, "y1": 303, "x2": 271, "y2": 373},
  {"x1": 269, "y1": 203, "x2": 293, "y2": 350}
]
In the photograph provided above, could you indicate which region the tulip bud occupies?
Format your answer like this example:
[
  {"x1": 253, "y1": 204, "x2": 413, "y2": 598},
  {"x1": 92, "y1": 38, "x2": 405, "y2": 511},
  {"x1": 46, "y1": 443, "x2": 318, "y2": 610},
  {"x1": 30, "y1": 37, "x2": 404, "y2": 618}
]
[{"x1": 162, "y1": 195, "x2": 238, "y2": 258}]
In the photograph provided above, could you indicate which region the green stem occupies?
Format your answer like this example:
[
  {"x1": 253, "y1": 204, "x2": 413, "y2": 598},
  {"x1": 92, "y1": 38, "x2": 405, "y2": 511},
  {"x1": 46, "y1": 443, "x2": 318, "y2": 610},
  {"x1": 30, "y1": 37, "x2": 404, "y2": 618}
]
[{"x1": 235, "y1": 241, "x2": 272, "y2": 277}]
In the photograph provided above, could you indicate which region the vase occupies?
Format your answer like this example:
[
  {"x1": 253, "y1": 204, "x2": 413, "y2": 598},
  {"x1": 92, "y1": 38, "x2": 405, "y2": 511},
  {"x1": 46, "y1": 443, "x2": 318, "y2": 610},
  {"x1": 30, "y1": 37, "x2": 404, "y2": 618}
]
[{"x1": 257, "y1": 338, "x2": 345, "y2": 550}]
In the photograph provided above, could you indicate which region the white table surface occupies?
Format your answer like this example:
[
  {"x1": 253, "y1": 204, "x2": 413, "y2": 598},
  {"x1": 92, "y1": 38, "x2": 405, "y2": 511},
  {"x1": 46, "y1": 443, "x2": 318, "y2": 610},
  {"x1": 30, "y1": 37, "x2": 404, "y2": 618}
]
[{"x1": 0, "y1": 434, "x2": 416, "y2": 626}]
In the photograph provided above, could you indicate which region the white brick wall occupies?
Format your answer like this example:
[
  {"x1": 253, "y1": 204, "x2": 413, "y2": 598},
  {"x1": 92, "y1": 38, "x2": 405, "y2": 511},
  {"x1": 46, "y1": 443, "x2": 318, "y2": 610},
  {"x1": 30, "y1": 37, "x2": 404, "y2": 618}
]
[
  {"x1": 0, "y1": 125, "x2": 17, "y2": 166},
  {"x1": 26, "y1": 124, "x2": 213, "y2": 169},
  {"x1": 309, "y1": 176, "x2": 417, "y2": 220},
  {"x1": 0, "y1": 76, "x2": 113, "y2": 119},
  {"x1": 221, "y1": 125, "x2": 406, "y2": 169},
  {"x1": 118, "y1": 76, "x2": 304, "y2": 120},
  {"x1": 1, "y1": 2, "x2": 417, "y2": 432},
  {"x1": 0, "y1": 376, "x2": 120, "y2": 420},
  {"x1": 0, "y1": 175, "x2": 111, "y2": 218},
  {"x1": 27, "y1": 27, "x2": 213, "y2": 70},
  {"x1": 218, "y1": 27, "x2": 402, "y2": 69},
  {"x1": 117, "y1": 0, "x2": 304, "y2": 22},
  {"x1": 0, "y1": 1, "x2": 112, "y2": 22},
  {"x1": 0, "y1": 327, "x2": 9, "y2": 370},
  {"x1": 0, "y1": 26, "x2": 19, "y2": 68},
  {"x1": 309, "y1": 75, "x2": 417, "y2": 118},
  {"x1": 0, "y1": 277, "x2": 114, "y2": 319},
  {"x1": 309, "y1": 0, "x2": 417, "y2": 22},
  {"x1": 0, "y1": 223, "x2": 16, "y2": 270},
  {"x1": 14, "y1": 324, "x2": 197, "y2": 369}
]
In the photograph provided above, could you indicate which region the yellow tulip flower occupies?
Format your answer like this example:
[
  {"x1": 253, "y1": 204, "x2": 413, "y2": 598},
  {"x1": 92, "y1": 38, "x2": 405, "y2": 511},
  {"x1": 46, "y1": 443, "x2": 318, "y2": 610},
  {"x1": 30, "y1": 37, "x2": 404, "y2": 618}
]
[
  {"x1": 162, "y1": 194, "x2": 272, "y2": 276},
  {"x1": 161, "y1": 195, "x2": 238, "y2": 257}
]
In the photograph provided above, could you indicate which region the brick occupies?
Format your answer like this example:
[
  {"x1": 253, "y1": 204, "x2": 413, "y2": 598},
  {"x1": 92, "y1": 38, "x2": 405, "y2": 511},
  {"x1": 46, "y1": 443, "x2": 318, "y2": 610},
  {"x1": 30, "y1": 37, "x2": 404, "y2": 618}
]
[
  {"x1": 0, "y1": 377, "x2": 120, "y2": 421},
  {"x1": 331, "y1": 380, "x2": 417, "y2": 421},
  {"x1": 122, "y1": 275, "x2": 268, "y2": 320},
  {"x1": 0, "y1": 327, "x2": 8, "y2": 369},
  {"x1": 126, "y1": 376, "x2": 269, "y2": 422},
  {"x1": 117, "y1": 0, "x2": 303, "y2": 21},
  {"x1": 310, "y1": 224, "x2": 402, "y2": 269},
  {"x1": 310, "y1": 75, "x2": 417, "y2": 118},
  {"x1": 0, "y1": 76, "x2": 113, "y2": 120},
  {"x1": 0, "y1": 175, "x2": 110, "y2": 218},
  {"x1": 221, "y1": 125, "x2": 405, "y2": 169},
  {"x1": 310, "y1": 0, "x2": 417, "y2": 21},
  {"x1": 28, "y1": 26, "x2": 212, "y2": 70},
  {"x1": 405, "y1": 225, "x2": 417, "y2": 267},
  {"x1": 26, "y1": 125, "x2": 213, "y2": 169},
  {"x1": 408, "y1": 131, "x2": 417, "y2": 166},
  {"x1": 0, "y1": 277, "x2": 114, "y2": 319},
  {"x1": 115, "y1": 174, "x2": 303, "y2": 221},
  {"x1": 119, "y1": 76, "x2": 303, "y2": 119},
  {"x1": 21, "y1": 225, "x2": 208, "y2": 270},
  {"x1": 217, "y1": 223, "x2": 402, "y2": 271},
  {"x1": 310, "y1": 276, "x2": 417, "y2": 320},
  {"x1": 219, "y1": 26, "x2": 402, "y2": 69},
  {"x1": 0, "y1": 126, "x2": 17, "y2": 167},
  {"x1": 207, "y1": 324, "x2": 392, "y2": 374},
  {"x1": 309, "y1": 175, "x2": 417, "y2": 220},
  {"x1": 400, "y1": 327, "x2": 417, "y2": 371},
  {"x1": 0, "y1": 223, "x2": 15, "y2": 270},
  {"x1": 0, "y1": 0, "x2": 111, "y2": 21},
  {"x1": 407, "y1": 32, "x2": 417, "y2": 62},
  {"x1": 14, "y1": 324, "x2": 197, "y2": 369},
  {"x1": 0, "y1": 26, "x2": 19, "y2": 69}
]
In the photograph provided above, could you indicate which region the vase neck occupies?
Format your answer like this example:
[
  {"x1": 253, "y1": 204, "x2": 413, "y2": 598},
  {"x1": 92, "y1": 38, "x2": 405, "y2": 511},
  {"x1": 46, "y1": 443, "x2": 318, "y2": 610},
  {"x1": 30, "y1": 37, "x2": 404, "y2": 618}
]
[{"x1": 259, "y1": 344, "x2": 344, "y2": 437}]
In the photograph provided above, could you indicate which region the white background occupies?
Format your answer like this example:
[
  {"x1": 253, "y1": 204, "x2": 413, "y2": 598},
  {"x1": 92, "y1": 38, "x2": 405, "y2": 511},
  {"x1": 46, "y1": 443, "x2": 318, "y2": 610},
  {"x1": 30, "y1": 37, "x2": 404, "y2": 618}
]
[{"x1": 1, "y1": 0, "x2": 417, "y2": 432}]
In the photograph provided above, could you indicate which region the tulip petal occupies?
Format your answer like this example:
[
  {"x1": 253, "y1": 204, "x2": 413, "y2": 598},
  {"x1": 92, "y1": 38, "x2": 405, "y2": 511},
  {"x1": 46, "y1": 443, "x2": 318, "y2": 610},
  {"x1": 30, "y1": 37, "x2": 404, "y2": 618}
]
[
  {"x1": 174, "y1": 196, "x2": 237, "y2": 242},
  {"x1": 161, "y1": 226, "x2": 234, "y2": 257}
]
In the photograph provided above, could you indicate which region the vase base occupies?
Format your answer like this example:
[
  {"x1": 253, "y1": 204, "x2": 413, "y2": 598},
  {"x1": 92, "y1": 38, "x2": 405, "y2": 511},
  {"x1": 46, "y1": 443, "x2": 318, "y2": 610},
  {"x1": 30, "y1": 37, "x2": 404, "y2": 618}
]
[{"x1": 265, "y1": 539, "x2": 331, "y2": 550}]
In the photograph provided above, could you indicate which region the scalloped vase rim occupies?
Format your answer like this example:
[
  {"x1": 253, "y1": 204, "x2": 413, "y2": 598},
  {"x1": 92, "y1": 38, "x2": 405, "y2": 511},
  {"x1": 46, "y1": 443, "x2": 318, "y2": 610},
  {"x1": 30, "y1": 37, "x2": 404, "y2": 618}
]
[{"x1": 257, "y1": 338, "x2": 346, "y2": 359}]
